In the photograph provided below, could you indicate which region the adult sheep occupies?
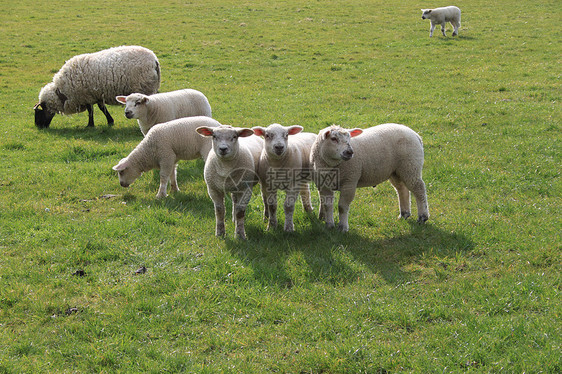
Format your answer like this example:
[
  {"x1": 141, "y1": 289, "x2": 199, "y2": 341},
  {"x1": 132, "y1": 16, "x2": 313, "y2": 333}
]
[
  {"x1": 421, "y1": 6, "x2": 461, "y2": 37},
  {"x1": 34, "y1": 45, "x2": 160, "y2": 129},
  {"x1": 116, "y1": 89, "x2": 212, "y2": 136},
  {"x1": 310, "y1": 124, "x2": 429, "y2": 232}
]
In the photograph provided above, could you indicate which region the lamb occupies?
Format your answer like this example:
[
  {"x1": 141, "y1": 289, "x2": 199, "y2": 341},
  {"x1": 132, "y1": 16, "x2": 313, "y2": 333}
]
[
  {"x1": 310, "y1": 123, "x2": 429, "y2": 232},
  {"x1": 421, "y1": 6, "x2": 461, "y2": 37},
  {"x1": 252, "y1": 123, "x2": 317, "y2": 232},
  {"x1": 196, "y1": 125, "x2": 264, "y2": 240},
  {"x1": 35, "y1": 45, "x2": 160, "y2": 129},
  {"x1": 112, "y1": 116, "x2": 221, "y2": 199},
  {"x1": 115, "y1": 89, "x2": 212, "y2": 136}
]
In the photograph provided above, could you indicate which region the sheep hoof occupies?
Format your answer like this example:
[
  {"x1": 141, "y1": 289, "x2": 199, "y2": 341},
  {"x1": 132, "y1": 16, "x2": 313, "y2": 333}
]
[
  {"x1": 417, "y1": 215, "x2": 429, "y2": 224},
  {"x1": 399, "y1": 211, "x2": 411, "y2": 220}
]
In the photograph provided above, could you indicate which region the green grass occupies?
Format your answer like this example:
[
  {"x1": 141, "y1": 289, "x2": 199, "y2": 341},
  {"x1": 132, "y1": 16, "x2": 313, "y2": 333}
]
[{"x1": 1, "y1": 0, "x2": 560, "y2": 372}]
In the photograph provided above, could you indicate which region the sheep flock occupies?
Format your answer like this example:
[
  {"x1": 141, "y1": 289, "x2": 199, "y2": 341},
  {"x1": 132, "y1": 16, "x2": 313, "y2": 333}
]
[{"x1": 34, "y1": 7, "x2": 460, "y2": 238}]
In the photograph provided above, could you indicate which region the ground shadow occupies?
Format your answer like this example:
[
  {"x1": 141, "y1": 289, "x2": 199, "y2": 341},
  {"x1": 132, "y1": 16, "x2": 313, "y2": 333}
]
[
  {"x1": 41, "y1": 123, "x2": 142, "y2": 143},
  {"x1": 225, "y1": 218, "x2": 474, "y2": 288}
]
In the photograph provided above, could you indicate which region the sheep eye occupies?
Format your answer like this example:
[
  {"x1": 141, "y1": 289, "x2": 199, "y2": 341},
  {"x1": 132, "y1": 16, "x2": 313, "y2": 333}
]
[{"x1": 331, "y1": 137, "x2": 338, "y2": 143}]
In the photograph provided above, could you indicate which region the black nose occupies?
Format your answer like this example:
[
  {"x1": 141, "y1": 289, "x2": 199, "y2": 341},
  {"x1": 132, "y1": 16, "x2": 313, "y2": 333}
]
[
  {"x1": 219, "y1": 146, "x2": 228, "y2": 154},
  {"x1": 125, "y1": 111, "x2": 133, "y2": 119},
  {"x1": 342, "y1": 149, "x2": 354, "y2": 159},
  {"x1": 274, "y1": 145, "x2": 284, "y2": 154}
]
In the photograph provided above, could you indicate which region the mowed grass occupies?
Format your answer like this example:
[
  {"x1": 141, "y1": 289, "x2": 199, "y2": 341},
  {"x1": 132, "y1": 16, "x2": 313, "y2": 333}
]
[{"x1": 0, "y1": 0, "x2": 560, "y2": 372}]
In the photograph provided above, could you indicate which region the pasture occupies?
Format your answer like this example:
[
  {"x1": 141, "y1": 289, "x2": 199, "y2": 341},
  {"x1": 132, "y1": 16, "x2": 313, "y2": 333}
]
[{"x1": 0, "y1": 0, "x2": 560, "y2": 372}]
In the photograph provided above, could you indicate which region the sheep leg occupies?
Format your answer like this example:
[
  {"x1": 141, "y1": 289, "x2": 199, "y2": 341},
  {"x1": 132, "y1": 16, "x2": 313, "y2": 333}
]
[
  {"x1": 409, "y1": 178, "x2": 429, "y2": 223},
  {"x1": 283, "y1": 190, "x2": 299, "y2": 232},
  {"x1": 169, "y1": 164, "x2": 179, "y2": 193},
  {"x1": 390, "y1": 175, "x2": 411, "y2": 219},
  {"x1": 429, "y1": 22, "x2": 436, "y2": 37},
  {"x1": 441, "y1": 22, "x2": 447, "y2": 36},
  {"x1": 451, "y1": 21, "x2": 460, "y2": 36},
  {"x1": 209, "y1": 189, "x2": 226, "y2": 237},
  {"x1": 299, "y1": 184, "x2": 314, "y2": 213},
  {"x1": 97, "y1": 102, "x2": 114, "y2": 126},
  {"x1": 156, "y1": 161, "x2": 175, "y2": 199},
  {"x1": 259, "y1": 182, "x2": 271, "y2": 221},
  {"x1": 337, "y1": 187, "x2": 356, "y2": 232},
  {"x1": 319, "y1": 189, "x2": 335, "y2": 228},
  {"x1": 232, "y1": 190, "x2": 250, "y2": 240},
  {"x1": 265, "y1": 190, "x2": 278, "y2": 230},
  {"x1": 86, "y1": 104, "x2": 95, "y2": 127}
]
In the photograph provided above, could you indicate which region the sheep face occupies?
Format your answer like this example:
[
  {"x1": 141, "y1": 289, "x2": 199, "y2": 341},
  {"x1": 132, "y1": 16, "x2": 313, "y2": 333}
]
[
  {"x1": 116, "y1": 93, "x2": 148, "y2": 120},
  {"x1": 197, "y1": 126, "x2": 254, "y2": 160},
  {"x1": 421, "y1": 9, "x2": 432, "y2": 19},
  {"x1": 112, "y1": 159, "x2": 142, "y2": 188},
  {"x1": 253, "y1": 124, "x2": 303, "y2": 159},
  {"x1": 34, "y1": 102, "x2": 56, "y2": 128},
  {"x1": 319, "y1": 126, "x2": 363, "y2": 163}
]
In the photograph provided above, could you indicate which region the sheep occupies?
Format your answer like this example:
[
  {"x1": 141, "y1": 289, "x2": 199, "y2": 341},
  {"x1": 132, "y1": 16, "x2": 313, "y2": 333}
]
[
  {"x1": 421, "y1": 6, "x2": 461, "y2": 37},
  {"x1": 115, "y1": 89, "x2": 212, "y2": 136},
  {"x1": 310, "y1": 123, "x2": 429, "y2": 232},
  {"x1": 196, "y1": 125, "x2": 264, "y2": 240},
  {"x1": 34, "y1": 45, "x2": 160, "y2": 129},
  {"x1": 252, "y1": 123, "x2": 317, "y2": 232},
  {"x1": 112, "y1": 116, "x2": 221, "y2": 199}
]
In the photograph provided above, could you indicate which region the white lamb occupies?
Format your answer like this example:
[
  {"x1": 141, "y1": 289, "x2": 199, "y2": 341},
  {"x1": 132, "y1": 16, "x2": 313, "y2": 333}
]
[
  {"x1": 196, "y1": 125, "x2": 264, "y2": 240},
  {"x1": 112, "y1": 116, "x2": 221, "y2": 199},
  {"x1": 310, "y1": 124, "x2": 429, "y2": 232},
  {"x1": 35, "y1": 46, "x2": 160, "y2": 128},
  {"x1": 116, "y1": 89, "x2": 212, "y2": 136},
  {"x1": 421, "y1": 6, "x2": 461, "y2": 37},
  {"x1": 252, "y1": 124, "x2": 316, "y2": 232}
]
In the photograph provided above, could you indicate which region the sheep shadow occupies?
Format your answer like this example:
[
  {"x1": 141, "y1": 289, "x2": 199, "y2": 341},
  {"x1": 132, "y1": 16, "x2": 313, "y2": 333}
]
[
  {"x1": 40, "y1": 123, "x2": 143, "y2": 143},
  {"x1": 225, "y1": 219, "x2": 474, "y2": 288}
]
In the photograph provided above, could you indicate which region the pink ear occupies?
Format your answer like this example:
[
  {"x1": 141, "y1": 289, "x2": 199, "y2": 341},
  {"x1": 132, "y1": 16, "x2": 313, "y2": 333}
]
[
  {"x1": 287, "y1": 126, "x2": 303, "y2": 135},
  {"x1": 348, "y1": 128, "x2": 363, "y2": 138},
  {"x1": 196, "y1": 127, "x2": 214, "y2": 137},
  {"x1": 323, "y1": 130, "x2": 331, "y2": 139},
  {"x1": 237, "y1": 128, "x2": 254, "y2": 138},
  {"x1": 116, "y1": 96, "x2": 127, "y2": 104},
  {"x1": 252, "y1": 127, "x2": 266, "y2": 137}
]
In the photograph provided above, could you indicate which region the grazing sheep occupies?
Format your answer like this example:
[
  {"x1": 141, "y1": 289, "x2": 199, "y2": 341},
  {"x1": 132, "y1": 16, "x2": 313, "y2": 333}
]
[
  {"x1": 115, "y1": 89, "x2": 212, "y2": 136},
  {"x1": 112, "y1": 116, "x2": 220, "y2": 199},
  {"x1": 196, "y1": 125, "x2": 264, "y2": 240},
  {"x1": 34, "y1": 45, "x2": 160, "y2": 129},
  {"x1": 252, "y1": 123, "x2": 316, "y2": 232},
  {"x1": 421, "y1": 6, "x2": 461, "y2": 37},
  {"x1": 310, "y1": 124, "x2": 429, "y2": 232}
]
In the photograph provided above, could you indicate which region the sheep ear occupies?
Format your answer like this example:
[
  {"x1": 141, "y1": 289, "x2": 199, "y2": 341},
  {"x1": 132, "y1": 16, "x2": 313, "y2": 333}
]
[
  {"x1": 115, "y1": 96, "x2": 127, "y2": 104},
  {"x1": 196, "y1": 126, "x2": 214, "y2": 137},
  {"x1": 252, "y1": 127, "x2": 266, "y2": 137},
  {"x1": 112, "y1": 159, "x2": 128, "y2": 171},
  {"x1": 140, "y1": 96, "x2": 149, "y2": 104},
  {"x1": 34, "y1": 102, "x2": 42, "y2": 110},
  {"x1": 348, "y1": 128, "x2": 363, "y2": 138},
  {"x1": 287, "y1": 126, "x2": 303, "y2": 135},
  {"x1": 323, "y1": 130, "x2": 331, "y2": 139},
  {"x1": 55, "y1": 88, "x2": 67, "y2": 105},
  {"x1": 237, "y1": 128, "x2": 254, "y2": 138}
]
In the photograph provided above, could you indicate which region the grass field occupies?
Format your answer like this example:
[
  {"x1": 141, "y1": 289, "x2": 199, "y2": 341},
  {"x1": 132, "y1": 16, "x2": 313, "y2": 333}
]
[{"x1": 1, "y1": 0, "x2": 560, "y2": 372}]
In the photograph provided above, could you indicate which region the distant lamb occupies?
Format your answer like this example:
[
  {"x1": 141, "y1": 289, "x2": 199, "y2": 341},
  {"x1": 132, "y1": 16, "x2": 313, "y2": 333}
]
[
  {"x1": 310, "y1": 124, "x2": 429, "y2": 232},
  {"x1": 196, "y1": 125, "x2": 264, "y2": 240},
  {"x1": 112, "y1": 116, "x2": 220, "y2": 199},
  {"x1": 116, "y1": 89, "x2": 212, "y2": 136},
  {"x1": 252, "y1": 124, "x2": 316, "y2": 232},
  {"x1": 35, "y1": 46, "x2": 160, "y2": 128},
  {"x1": 421, "y1": 6, "x2": 461, "y2": 37}
]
